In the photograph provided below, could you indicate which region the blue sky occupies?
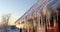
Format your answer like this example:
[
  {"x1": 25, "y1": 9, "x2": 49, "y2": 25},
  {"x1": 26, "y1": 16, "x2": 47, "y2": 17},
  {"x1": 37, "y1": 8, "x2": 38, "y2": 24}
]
[{"x1": 0, "y1": 0, "x2": 38, "y2": 18}]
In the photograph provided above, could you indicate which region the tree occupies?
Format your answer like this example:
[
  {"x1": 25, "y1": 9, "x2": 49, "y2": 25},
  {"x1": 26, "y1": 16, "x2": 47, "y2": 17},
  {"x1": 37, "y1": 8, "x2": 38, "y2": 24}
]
[{"x1": 2, "y1": 14, "x2": 11, "y2": 32}]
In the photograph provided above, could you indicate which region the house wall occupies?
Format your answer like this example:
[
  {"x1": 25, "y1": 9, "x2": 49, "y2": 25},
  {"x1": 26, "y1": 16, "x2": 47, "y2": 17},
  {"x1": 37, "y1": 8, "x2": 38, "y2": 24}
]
[{"x1": 15, "y1": 0, "x2": 60, "y2": 32}]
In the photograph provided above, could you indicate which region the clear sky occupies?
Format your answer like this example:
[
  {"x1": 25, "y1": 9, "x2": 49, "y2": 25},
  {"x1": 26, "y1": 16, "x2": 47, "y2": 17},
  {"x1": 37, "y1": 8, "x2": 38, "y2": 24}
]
[
  {"x1": 0, "y1": 0, "x2": 38, "y2": 18},
  {"x1": 0, "y1": 0, "x2": 38, "y2": 25}
]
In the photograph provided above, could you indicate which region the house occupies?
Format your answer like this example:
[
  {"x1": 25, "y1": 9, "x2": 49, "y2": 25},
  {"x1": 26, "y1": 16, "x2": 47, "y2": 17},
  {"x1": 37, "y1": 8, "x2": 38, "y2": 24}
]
[{"x1": 15, "y1": 0, "x2": 60, "y2": 32}]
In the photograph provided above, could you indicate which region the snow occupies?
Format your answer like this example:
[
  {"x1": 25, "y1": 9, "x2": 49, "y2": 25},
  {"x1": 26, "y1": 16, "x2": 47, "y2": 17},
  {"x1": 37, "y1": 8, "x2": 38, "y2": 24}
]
[{"x1": 0, "y1": 28, "x2": 19, "y2": 32}]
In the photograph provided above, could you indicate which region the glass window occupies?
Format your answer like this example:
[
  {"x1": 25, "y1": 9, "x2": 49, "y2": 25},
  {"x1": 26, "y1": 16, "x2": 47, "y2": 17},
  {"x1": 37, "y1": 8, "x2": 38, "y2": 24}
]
[
  {"x1": 50, "y1": 16, "x2": 54, "y2": 27},
  {"x1": 40, "y1": 17, "x2": 41, "y2": 25}
]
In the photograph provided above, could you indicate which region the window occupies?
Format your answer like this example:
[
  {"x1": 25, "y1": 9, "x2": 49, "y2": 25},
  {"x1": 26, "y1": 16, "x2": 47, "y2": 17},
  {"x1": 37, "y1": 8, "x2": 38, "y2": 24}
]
[
  {"x1": 50, "y1": 16, "x2": 54, "y2": 27},
  {"x1": 40, "y1": 17, "x2": 41, "y2": 25}
]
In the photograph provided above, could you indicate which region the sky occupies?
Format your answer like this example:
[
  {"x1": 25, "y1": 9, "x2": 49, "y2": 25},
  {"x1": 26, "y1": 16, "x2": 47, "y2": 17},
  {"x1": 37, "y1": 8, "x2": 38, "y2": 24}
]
[
  {"x1": 0, "y1": 0, "x2": 38, "y2": 25},
  {"x1": 0, "y1": 0, "x2": 38, "y2": 17}
]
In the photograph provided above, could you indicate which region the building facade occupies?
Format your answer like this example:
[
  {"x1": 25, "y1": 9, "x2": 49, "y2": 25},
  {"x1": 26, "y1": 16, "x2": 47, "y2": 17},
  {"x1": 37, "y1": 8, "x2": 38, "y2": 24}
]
[{"x1": 15, "y1": 0, "x2": 60, "y2": 32}]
